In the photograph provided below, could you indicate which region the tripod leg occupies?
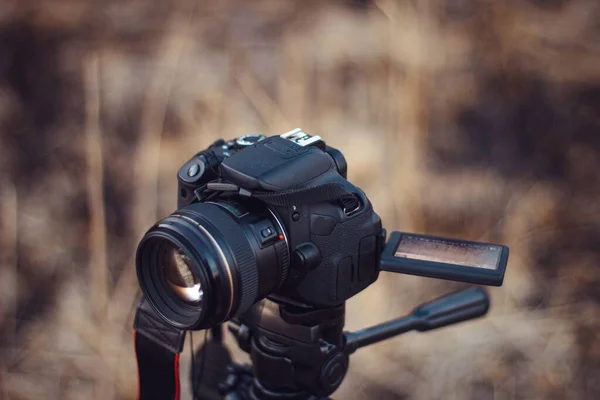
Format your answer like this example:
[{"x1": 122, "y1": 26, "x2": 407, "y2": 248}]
[
  {"x1": 211, "y1": 324, "x2": 223, "y2": 342},
  {"x1": 191, "y1": 337, "x2": 232, "y2": 400}
]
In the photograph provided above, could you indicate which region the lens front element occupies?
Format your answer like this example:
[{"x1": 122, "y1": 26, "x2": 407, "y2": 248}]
[{"x1": 162, "y1": 243, "x2": 203, "y2": 304}]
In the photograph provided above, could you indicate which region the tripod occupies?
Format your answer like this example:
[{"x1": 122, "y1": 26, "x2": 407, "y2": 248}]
[{"x1": 192, "y1": 287, "x2": 490, "y2": 400}]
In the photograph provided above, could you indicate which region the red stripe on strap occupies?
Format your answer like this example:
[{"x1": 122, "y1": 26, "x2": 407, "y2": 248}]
[{"x1": 174, "y1": 352, "x2": 181, "y2": 400}]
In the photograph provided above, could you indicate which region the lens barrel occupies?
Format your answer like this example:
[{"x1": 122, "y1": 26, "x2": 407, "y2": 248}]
[{"x1": 136, "y1": 200, "x2": 290, "y2": 330}]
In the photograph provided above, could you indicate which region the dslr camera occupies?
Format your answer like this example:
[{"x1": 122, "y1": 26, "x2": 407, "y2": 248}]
[{"x1": 134, "y1": 129, "x2": 509, "y2": 399}]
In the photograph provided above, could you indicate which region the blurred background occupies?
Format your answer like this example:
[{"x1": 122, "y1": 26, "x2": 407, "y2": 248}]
[{"x1": 1, "y1": 0, "x2": 599, "y2": 398}]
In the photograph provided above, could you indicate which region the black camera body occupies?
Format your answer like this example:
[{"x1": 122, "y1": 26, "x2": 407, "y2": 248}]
[
  {"x1": 134, "y1": 129, "x2": 510, "y2": 400},
  {"x1": 174, "y1": 131, "x2": 384, "y2": 309},
  {"x1": 138, "y1": 129, "x2": 508, "y2": 330}
]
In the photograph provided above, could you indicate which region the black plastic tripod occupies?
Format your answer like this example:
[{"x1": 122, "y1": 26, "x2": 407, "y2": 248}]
[{"x1": 192, "y1": 287, "x2": 490, "y2": 400}]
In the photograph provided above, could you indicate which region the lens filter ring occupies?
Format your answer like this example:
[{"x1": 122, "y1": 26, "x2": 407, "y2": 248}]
[
  {"x1": 175, "y1": 214, "x2": 237, "y2": 319},
  {"x1": 180, "y1": 203, "x2": 259, "y2": 317},
  {"x1": 137, "y1": 231, "x2": 212, "y2": 329}
]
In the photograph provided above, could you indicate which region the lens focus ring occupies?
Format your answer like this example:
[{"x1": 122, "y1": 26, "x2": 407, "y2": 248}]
[{"x1": 182, "y1": 203, "x2": 259, "y2": 317}]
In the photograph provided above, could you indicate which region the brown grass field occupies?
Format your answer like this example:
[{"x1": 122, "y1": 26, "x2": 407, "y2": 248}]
[{"x1": 1, "y1": 0, "x2": 599, "y2": 398}]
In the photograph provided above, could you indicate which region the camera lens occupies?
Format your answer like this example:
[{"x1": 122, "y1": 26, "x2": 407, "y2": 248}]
[
  {"x1": 136, "y1": 201, "x2": 289, "y2": 330},
  {"x1": 161, "y1": 243, "x2": 203, "y2": 304}
]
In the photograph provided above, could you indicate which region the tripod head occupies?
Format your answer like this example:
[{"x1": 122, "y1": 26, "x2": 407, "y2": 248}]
[{"x1": 193, "y1": 287, "x2": 490, "y2": 399}]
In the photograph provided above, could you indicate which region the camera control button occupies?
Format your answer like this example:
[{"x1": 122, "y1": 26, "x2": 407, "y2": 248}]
[
  {"x1": 235, "y1": 134, "x2": 265, "y2": 148},
  {"x1": 261, "y1": 227, "x2": 274, "y2": 238},
  {"x1": 178, "y1": 156, "x2": 206, "y2": 183},
  {"x1": 187, "y1": 164, "x2": 200, "y2": 177},
  {"x1": 293, "y1": 243, "x2": 321, "y2": 270},
  {"x1": 252, "y1": 221, "x2": 278, "y2": 247}
]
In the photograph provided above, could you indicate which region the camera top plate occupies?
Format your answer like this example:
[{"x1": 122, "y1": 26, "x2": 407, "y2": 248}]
[{"x1": 219, "y1": 136, "x2": 336, "y2": 192}]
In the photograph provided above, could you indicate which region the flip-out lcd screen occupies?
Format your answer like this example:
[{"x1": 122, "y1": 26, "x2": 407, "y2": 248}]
[
  {"x1": 394, "y1": 234, "x2": 502, "y2": 271},
  {"x1": 380, "y1": 232, "x2": 509, "y2": 286}
]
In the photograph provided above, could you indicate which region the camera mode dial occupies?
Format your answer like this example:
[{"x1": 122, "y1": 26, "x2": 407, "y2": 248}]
[{"x1": 234, "y1": 134, "x2": 265, "y2": 149}]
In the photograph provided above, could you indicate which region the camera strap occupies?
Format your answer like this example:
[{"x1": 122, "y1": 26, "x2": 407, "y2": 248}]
[
  {"x1": 203, "y1": 181, "x2": 351, "y2": 207},
  {"x1": 134, "y1": 296, "x2": 186, "y2": 400}
]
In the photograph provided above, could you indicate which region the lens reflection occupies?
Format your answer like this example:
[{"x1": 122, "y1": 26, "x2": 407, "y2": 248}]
[{"x1": 162, "y1": 244, "x2": 203, "y2": 304}]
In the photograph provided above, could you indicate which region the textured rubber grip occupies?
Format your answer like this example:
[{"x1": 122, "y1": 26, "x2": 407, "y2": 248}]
[
  {"x1": 274, "y1": 240, "x2": 290, "y2": 287},
  {"x1": 183, "y1": 203, "x2": 259, "y2": 317}
]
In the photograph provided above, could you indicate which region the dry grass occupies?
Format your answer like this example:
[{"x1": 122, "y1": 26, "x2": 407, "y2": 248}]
[{"x1": 1, "y1": 0, "x2": 599, "y2": 399}]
